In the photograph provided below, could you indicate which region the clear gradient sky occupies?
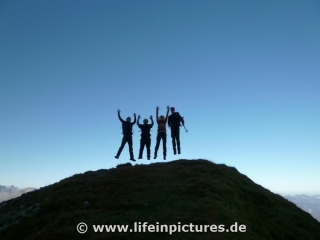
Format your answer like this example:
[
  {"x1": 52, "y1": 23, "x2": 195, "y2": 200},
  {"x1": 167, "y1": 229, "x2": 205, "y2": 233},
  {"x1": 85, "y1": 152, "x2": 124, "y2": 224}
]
[{"x1": 1, "y1": 1, "x2": 319, "y2": 195}]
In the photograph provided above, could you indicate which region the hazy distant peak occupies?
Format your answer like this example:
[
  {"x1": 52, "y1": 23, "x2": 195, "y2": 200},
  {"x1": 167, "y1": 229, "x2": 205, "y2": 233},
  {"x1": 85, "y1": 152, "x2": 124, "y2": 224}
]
[{"x1": 0, "y1": 185, "x2": 36, "y2": 203}]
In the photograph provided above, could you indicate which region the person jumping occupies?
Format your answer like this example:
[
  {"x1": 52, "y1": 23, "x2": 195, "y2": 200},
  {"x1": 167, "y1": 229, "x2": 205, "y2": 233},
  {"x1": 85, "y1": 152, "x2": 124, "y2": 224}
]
[
  {"x1": 154, "y1": 106, "x2": 169, "y2": 160},
  {"x1": 168, "y1": 107, "x2": 184, "y2": 155},
  {"x1": 137, "y1": 115, "x2": 154, "y2": 160},
  {"x1": 115, "y1": 109, "x2": 136, "y2": 161}
]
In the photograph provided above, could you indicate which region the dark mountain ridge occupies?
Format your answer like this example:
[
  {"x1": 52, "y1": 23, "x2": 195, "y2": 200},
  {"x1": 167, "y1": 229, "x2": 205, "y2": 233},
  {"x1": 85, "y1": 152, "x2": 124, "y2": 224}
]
[{"x1": 0, "y1": 159, "x2": 319, "y2": 239}]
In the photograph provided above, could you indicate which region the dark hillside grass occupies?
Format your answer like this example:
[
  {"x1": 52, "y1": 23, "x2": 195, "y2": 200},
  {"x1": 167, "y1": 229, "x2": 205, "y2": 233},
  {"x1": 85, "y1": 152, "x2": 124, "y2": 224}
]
[{"x1": 0, "y1": 159, "x2": 319, "y2": 240}]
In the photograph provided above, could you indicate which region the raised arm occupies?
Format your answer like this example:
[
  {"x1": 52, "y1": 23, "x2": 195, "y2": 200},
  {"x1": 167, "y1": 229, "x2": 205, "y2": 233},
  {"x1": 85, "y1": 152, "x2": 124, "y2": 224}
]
[
  {"x1": 117, "y1": 109, "x2": 124, "y2": 122},
  {"x1": 165, "y1": 105, "x2": 170, "y2": 122},
  {"x1": 150, "y1": 115, "x2": 154, "y2": 126},
  {"x1": 137, "y1": 115, "x2": 141, "y2": 126},
  {"x1": 132, "y1": 113, "x2": 137, "y2": 125},
  {"x1": 156, "y1": 106, "x2": 159, "y2": 122}
]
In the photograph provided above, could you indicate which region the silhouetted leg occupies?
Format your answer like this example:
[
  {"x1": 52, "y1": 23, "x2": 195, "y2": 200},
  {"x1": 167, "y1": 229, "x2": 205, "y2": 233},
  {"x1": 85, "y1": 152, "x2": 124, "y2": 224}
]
[
  {"x1": 176, "y1": 129, "x2": 181, "y2": 149},
  {"x1": 116, "y1": 136, "x2": 127, "y2": 157},
  {"x1": 171, "y1": 129, "x2": 176, "y2": 153},
  {"x1": 146, "y1": 138, "x2": 151, "y2": 159},
  {"x1": 162, "y1": 133, "x2": 167, "y2": 158},
  {"x1": 138, "y1": 139, "x2": 144, "y2": 158},
  {"x1": 172, "y1": 128, "x2": 181, "y2": 154},
  {"x1": 127, "y1": 136, "x2": 134, "y2": 159},
  {"x1": 154, "y1": 134, "x2": 161, "y2": 158}
]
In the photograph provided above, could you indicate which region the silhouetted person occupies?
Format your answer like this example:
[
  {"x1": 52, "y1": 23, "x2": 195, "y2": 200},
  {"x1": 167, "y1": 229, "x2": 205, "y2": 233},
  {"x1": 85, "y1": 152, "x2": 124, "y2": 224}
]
[
  {"x1": 154, "y1": 106, "x2": 169, "y2": 160},
  {"x1": 115, "y1": 109, "x2": 136, "y2": 161},
  {"x1": 168, "y1": 107, "x2": 184, "y2": 154},
  {"x1": 137, "y1": 115, "x2": 154, "y2": 160}
]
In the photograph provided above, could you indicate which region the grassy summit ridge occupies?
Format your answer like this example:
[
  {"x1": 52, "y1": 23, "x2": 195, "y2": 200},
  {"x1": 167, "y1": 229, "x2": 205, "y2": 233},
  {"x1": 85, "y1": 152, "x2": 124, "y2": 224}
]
[{"x1": 0, "y1": 159, "x2": 319, "y2": 239}]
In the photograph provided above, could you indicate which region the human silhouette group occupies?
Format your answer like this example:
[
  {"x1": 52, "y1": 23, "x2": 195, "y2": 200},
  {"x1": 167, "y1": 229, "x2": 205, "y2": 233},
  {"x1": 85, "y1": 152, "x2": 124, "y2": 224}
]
[{"x1": 115, "y1": 106, "x2": 185, "y2": 161}]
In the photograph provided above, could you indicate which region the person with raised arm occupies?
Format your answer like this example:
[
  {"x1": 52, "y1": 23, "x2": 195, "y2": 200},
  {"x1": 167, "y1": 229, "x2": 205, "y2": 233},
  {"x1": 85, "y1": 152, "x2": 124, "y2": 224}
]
[
  {"x1": 137, "y1": 115, "x2": 154, "y2": 160},
  {"x1": 115, "y1": 109, "x2": 136, "y2": 161},
  {"x1": 154, "y1": 105, "x2": 170, "y2": 160}
]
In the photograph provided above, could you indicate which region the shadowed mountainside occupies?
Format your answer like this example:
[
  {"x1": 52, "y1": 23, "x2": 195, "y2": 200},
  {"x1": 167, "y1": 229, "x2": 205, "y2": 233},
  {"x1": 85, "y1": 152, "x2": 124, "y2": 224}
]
[{"x1": 0, "y1": 159, "x2": 319, "y2": 240}]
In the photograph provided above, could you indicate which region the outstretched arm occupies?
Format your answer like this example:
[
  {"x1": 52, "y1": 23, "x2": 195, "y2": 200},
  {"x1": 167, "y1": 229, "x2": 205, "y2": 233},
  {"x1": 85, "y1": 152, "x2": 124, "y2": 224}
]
[
  {"x1": 150, "y1": 115, "x2": 154, "y2": 126},
  {"x1": 156, "y1": 106, "x2": 159, "y2": 122},
  {"x1": 137, "y1": 115, "x2": 141, "y2": 126},
  {"x1": 132, "y1": 113, "x2": 137, "y2": 125},
  {"x1": 165, "y1": 105, "x2": 170, "y2": 122},
  {"x1": 117, "y1": 109, "x2": 124, "y2": 122}
]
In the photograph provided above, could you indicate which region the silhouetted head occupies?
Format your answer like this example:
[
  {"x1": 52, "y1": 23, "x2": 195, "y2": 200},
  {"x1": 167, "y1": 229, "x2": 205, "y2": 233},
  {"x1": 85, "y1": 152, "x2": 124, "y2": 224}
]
[
  {"x1": 170, "y1": 107, "x2": 175, "y2": 114},
  {"x1": 159, "y1": 115, "x2": 165, "y2": 121},
  {"x1": 143, "y1": 119, "x2": 148, "y2": 124},
  {"x1": 126, "y1": 117, "x2": 131, "y2": 122}
]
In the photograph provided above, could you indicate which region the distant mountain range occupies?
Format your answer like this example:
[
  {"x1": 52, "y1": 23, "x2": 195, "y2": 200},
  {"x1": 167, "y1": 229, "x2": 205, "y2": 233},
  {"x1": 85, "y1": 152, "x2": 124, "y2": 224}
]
[
  {"x1": 0, "y1": 185, "x2": 36, "y2": 203},
  {"x1": 284, "y1": 194, "x2": 320, "y2": 222}
]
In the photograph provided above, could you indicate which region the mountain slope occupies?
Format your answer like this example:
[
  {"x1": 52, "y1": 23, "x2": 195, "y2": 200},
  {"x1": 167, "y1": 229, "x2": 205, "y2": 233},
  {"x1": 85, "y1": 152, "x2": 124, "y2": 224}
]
[{"x1": 0, "y1": 159, "x2": 319, "y2": 240}]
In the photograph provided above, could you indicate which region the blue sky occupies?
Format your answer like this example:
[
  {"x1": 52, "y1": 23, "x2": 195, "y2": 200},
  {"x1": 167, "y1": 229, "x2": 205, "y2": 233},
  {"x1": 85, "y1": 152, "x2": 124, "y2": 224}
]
[{"x1": 1, "y1": 0, "x2": 319, "y2": 195}]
